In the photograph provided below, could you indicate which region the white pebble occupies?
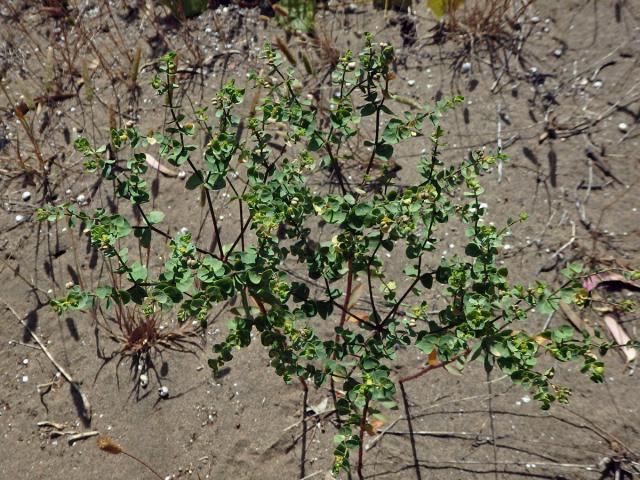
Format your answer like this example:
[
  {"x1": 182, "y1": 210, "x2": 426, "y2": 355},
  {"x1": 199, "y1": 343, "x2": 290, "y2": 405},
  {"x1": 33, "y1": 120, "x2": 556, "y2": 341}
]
[
  {"x1": 22, "y1": 359, "x2": 29, "y2": 365},
  {"x1": 618, "y1": 122, "x2": 629, "y2": 133},
  {"x1": 158, "y1": 385, "x2": 169, "y2": 398},
  {"x1": 21, "y1": 191, "x2": 31, "y2": 201},
  {"x1": 531, "y1": 16, "x2": 540, "y2": 23},
  {"x1": 553, "y1": 48, "x2": 562, "y2": 57},
  {"x1": 139, "y1": 373, "x2": 149, "y2": 388},
  {"x1": 76, "y1": 194, "x2": 86, "y2": 204},
  {"x1": 21, "y1": 375, "x2": 29, "y2": 383},
  {"x1": 179, "y1": 227, "x2": 189, "y2": 235},
  {"x1": 461, "y1": 62, "x2": 471, "y2": 73},
  {"x1": 15, "y1": 214, "x2": 26, "y2": 223},
  {"x1": 593, "y1": 79, "x2": 603, "y2": 89},
  {"x1": 177, "y1": 170, "x2": 187, "y2": 179},
  {"x1": 407, "y1": 79, "x2": 416, "y2": 86},
  {"x1": 521, "y1": 395, "x2": 531, "y2": 404}
]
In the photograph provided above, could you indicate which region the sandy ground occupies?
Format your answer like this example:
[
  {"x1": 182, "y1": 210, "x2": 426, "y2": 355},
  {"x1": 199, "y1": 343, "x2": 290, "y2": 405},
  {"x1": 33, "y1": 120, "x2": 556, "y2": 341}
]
[{"x1": 1, "y1": 1, "x2": 639, "y2": 479}]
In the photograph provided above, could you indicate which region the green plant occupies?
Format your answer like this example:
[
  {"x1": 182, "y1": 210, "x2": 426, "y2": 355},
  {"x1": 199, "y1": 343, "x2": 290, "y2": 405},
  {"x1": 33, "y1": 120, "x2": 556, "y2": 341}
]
[
  {"x1": 162, "y1": 0, "x2": 208, "y2": 19},
  {"x1": 40, "y1": 35, "x2": 631, "y2": 477},
  {"x1": 273, "y1": 0, "x2": 317, "y2": 33}
]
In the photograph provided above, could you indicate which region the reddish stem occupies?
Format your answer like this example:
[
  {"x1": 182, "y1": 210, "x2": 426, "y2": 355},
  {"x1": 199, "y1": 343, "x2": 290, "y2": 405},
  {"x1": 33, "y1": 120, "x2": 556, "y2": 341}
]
[{"x1": 357, "y1": 396, "x2": 370, "y2": 480}]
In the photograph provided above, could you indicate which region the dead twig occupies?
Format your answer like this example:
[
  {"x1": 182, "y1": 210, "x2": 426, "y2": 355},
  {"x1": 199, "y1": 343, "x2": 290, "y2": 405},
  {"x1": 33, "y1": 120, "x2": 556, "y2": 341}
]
[{"x1": 4, "y1": 302, "x2": 92, "y2": 422}]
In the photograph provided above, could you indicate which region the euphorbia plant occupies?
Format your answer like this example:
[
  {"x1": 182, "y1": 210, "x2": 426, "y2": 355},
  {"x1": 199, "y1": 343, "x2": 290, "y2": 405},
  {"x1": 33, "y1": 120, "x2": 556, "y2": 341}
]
[{"x1": 41, "y1": 34, "x2": 626, "y2": 477}]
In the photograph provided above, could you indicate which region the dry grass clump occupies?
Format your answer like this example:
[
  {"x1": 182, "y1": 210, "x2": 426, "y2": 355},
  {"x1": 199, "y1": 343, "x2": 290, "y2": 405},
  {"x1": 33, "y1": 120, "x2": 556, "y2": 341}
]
[{"x1": 95, "y1": 305, "x2": 202, "y2": 388}]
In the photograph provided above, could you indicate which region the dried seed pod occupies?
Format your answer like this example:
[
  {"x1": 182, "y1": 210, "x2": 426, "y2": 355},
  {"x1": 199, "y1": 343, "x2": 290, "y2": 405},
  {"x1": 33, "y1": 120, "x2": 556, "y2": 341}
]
[{"x1": 97, "y1": 436, "x2": 124, "y2": 455}]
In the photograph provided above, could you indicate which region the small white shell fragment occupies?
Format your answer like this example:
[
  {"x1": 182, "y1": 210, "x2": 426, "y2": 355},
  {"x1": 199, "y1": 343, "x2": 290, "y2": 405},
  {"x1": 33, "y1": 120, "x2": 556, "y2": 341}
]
[
  {"x1": 407, "y1": 79, "x2": 416, "y2": 86},
  {"x1": 461, "y1": 62, "x2": 471, "y2": 73},
  {"x1": 531, "y1": 15, "x2": 540, "y2": 23},
  {"x1": 553, "y1": 48, "x2": 562, "y2": 57},
  {"x1": 521, "y1": 395, "x2": 531, "y2": 404},
  {"x1": 158, "y1": 386, "x2": 169, "y2": 398},
  {"x1": 593, "y1": 79, "x2": 603, "y2": 89},
  {"x1": 177, "y1": 170, "x2": 187, "y2": 179},
  {"x1": 179, "y1": 227, "x2": 189, "y2": 235},
  {"x1": 618, "y1": 122, "x2": 629, "y2": 133},
  {"x1": 21, "y1": 375, "x2": 29, "y2": 383},
  {"x1": 22, "y1": 359, "x2": 29, "y2": 365},
  {"x1": 15, "y1": 214, "x2": 26, "y2": 223},
  {"x1": 76, "y1": 194, "x2": 87, "y2": 204},
  {"x1": 21, "y1": 191, "x2": 31, "y2": 201},
  {"x1": 139, "y1": 373, "x2": 149, "y2": 388}
]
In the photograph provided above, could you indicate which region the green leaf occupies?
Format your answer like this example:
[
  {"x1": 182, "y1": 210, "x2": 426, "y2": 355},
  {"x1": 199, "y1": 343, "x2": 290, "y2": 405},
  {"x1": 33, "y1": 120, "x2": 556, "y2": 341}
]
[
  {"x1": 489, "y1": 342, "x2": 509, "y2": 358},
  {"x1": 186, "y1": 173, "x2": 204, "y2": 190},
  {"x1": 146, "y1": 211, "x2": 165, "y2": 225},
  {"x1": 375, "y1": 142, "x2": 393, "y2": 160},
  {"x1": 551, "y1": 325, "x2": 574, "y2": 343},
  {"x1": 128, "y1": 284, "x2": 147, "y2": 304},
  {"x1": 419, "y1": 273, "x2": 433, "y2": 289},
  {"x1": 130, "y1": 261, "x2": 148, "y2": 282},
  {"x1": 415, "y1": 332, "x2": 438, "y2": 354},
  {"x1": 95, "y1": 285, "x2": 113, "y2": 299}
]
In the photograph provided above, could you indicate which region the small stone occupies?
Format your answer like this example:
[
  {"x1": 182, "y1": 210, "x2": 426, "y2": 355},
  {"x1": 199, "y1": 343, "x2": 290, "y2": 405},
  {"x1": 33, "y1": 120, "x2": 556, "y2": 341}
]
[
  {"x1": 179, "y1": 227, "x2": 189, "y2": 235},
  {"x1": 65, "y1": 281, "x2": 75, "y2": 289},
  {"x1": 21, "y1": 191, "x2": 31, "y2": 201},
  {"x1": 521, "y1": 395, "x2": 531, "y2": 404},
  {"x1": 76, "y1": 194, "x2": 86, "y2": 204},
  {"x1": 461, "y1": 62, "x2": 471, "y2": 74},
  {"x1": 159, "y1": 385, "x2": 169, "y2": 398},
  {"x1": 593, "y1": 79, "x2": 603, "y2": 89},
  {"x1": 407, "y1": 79, "x2": 416, "y2": 86},
  {"x1": 618, "y1": 122, "x2": 629, "y2": 133},
  {"x1": 177, "y1": 170, "x2": 187, "y2": 179},
  {"x1": 553, "y1": 48, "x2": 563, "y2": 57},
  {"x1": 22, "y1": 359, "x2": 29, "y2": 365},
  {"x1": 139, "y1": 373, "x2": 149, "y2": 388},
  {"x1": 15, "y1": 214, "x2": 26, "y2": 223},
  {"x1": 21, "y1": 375, "x2": 29, "y2": 383},
  {"x1": 531, "y1": 15, "x2": 540, "y2": 23}
]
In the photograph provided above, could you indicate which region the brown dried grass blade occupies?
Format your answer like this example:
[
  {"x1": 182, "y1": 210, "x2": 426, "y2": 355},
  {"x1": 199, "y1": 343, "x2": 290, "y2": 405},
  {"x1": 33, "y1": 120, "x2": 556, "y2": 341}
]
[
  {"x1": 603, "y1": 314, "x2": 637, "y2": 365},
  {"x1": 145, "y1": 153, "x2": 178, "y2": 177}
]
